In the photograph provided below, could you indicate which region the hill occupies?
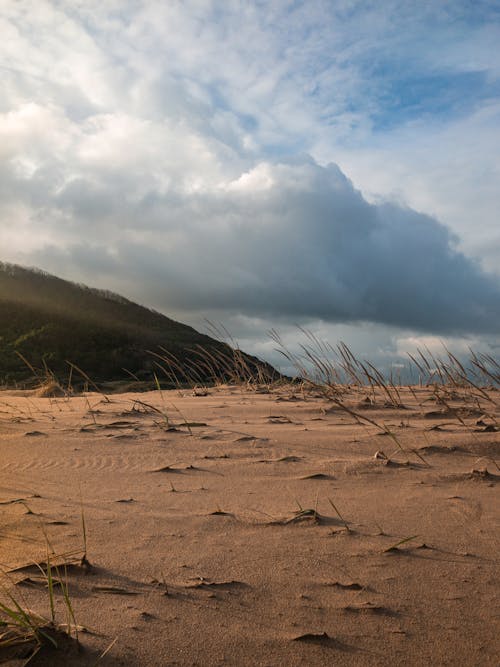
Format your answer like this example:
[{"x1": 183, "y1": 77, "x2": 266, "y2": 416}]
[{"x1": 0, "y1": 262, "x2": 276, "y2": 388}]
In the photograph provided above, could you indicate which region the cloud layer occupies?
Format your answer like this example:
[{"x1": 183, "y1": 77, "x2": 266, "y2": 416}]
[{"x1": 3, "y1": 139, "x2": 499, "y2": 335}]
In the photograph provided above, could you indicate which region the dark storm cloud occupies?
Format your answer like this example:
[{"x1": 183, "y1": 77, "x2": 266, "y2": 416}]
[{"x1": 27, "y1": 156, "x2": 500, "y2": 336}]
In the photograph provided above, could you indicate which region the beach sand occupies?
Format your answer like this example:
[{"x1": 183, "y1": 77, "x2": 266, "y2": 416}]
[{"x1": 1, "y1": 385, "x2": 498, "y2": 666}]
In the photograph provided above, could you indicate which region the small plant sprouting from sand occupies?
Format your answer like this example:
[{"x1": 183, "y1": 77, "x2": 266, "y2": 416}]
[
  {"x1": 282, "y1": 495, "x2": 351, "y2": 530},
  {"x1": 0, "y1": 587, "x2": 59, "y2": 653},
  {"x1": 0, "y1": 564, "x2": 80, "y2": 661},
  {"x1": 289, "y1": 497, "x2": 320, "y2": 523},
  {"x1": 79, "y1": 497, "x2": 92, "y2": 572},
  {"x1": 0, "y1": 541, "x2": 81, "y2": 661},
  {"x1": 0, "y1": 496, "x2": 94, "y2": 662}
]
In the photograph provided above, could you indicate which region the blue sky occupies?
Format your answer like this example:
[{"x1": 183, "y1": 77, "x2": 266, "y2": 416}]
[{"x1": 1, "y1": 0, "x2": 499, "y2": 369}]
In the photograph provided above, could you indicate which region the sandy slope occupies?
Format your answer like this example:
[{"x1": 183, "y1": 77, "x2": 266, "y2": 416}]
[{"x1": 0, "y1": 385, "x2": 499, "y2": 666}]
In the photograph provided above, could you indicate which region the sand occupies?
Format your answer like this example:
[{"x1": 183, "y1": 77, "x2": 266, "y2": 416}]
[{"x1": 0, "y1": 384, "x2": 499, "y2": 666}]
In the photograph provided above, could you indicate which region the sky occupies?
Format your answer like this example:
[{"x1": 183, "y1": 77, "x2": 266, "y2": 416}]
[{"x1": 1, "y1": 0, "x2": 499, "y2": 373}]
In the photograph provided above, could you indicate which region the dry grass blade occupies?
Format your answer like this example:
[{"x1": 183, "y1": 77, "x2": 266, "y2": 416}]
[
  {"x1": 92, "y1": 636, "x2": 118, "y2": 665},
  {"x1": 328, "y1": 498, "x2": 350, "y2": 531},
  {"x1": 384, "y1": 535, "x2": 420, "y2": 552},
  {"x1": 65, "y1": 361, "x2": 110, "y2": 401}
]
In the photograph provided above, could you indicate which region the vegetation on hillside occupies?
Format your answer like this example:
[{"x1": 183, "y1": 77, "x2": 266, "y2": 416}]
[{"x1": 0, "y1": 262, "x2": 275, "y2": 387}]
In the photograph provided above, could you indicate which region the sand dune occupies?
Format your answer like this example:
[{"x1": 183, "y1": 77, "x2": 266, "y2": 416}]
[{"x1": 1, "y1": 385, "x2": 499, "y2": 665}]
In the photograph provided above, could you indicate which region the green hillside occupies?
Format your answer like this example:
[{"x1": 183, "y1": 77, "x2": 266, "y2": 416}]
[{"x1": 0, "y1": 262, "x2": 275, "y2": 388}]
